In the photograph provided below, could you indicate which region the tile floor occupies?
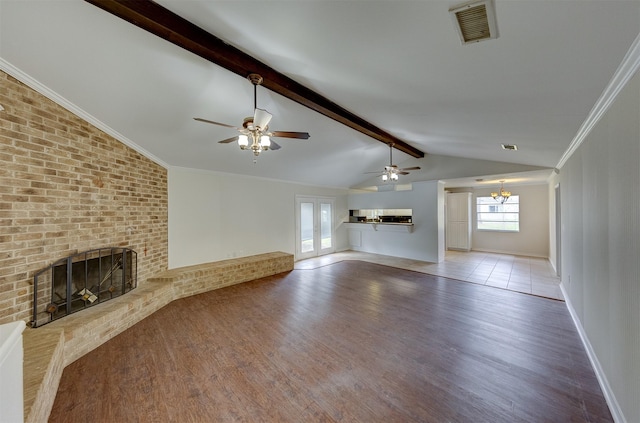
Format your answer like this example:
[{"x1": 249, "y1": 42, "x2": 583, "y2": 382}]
[{"x1": 295, "y1": 250, "x2": 563, "y2": 301}]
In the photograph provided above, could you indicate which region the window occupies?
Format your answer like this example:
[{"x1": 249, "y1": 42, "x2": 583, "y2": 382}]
[{"x1": 476, "y1": 195, "x2": 519, "y2": 232}]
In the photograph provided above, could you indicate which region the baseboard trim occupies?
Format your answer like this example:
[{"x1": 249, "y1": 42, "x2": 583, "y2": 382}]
[
  {"x1": 470, "y1": 248, "x2": 548, "y2": 259},
  {"x1": 560, "y1": 282, "x2": 626, "y2": 423}
]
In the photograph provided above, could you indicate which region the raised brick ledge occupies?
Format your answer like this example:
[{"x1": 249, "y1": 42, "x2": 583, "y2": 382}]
[{"x1": 22, "y1": 252, "x2": 293, "y2": 423}]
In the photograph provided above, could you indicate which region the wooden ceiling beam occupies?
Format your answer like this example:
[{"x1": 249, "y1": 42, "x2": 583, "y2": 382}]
[{"x1": 84, "y1": 0, "x2": 425, "y2": 158}]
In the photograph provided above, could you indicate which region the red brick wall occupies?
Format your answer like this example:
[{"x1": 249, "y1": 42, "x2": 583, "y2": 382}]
[{"x1": 0, "y1": 71, "x2": 168, "y2": 324}]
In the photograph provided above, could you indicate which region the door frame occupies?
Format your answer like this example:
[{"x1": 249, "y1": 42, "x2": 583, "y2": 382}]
[
  {"x1": 555, "y1": 183, "x2": 561, "y2": 277},
  {"x1": 295, "y1": 195, "x2": 336, "y2": 260}
]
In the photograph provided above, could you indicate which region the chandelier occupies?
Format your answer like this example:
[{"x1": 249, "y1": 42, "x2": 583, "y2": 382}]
[{"x1": 491, "y1": 181, "x2": 511, "y2": 204}]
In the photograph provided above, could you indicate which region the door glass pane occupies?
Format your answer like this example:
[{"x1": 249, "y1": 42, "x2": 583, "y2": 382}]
[
  {"x1": 320, "y1": 203, "x2": 332, "y2": 249},
  {"x1": 300, "y1": 202, "x2": 314, "y2": 253}
]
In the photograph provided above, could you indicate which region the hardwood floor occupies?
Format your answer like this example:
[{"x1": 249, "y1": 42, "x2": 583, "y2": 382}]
[{"x1": 50, "y1": 261, "x2": 610, "y2": 422}]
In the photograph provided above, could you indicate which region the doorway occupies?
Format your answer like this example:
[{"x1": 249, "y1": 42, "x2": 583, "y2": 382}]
[{"x1": 295, "y1": 196, "x2": 335, "y2": 260}]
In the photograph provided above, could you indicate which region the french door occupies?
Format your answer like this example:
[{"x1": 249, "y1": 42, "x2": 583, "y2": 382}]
[{"x1": 295, "y1": 196, "x2": 335, "y2": 260}]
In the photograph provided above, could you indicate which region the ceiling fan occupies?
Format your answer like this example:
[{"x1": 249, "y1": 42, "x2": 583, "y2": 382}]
[
  {"x1": 367, "y1": 143, "x2": 421, "y2": 182},
  {"x1": 194, "y1": 73, "x2": 310, "y2": 156}
]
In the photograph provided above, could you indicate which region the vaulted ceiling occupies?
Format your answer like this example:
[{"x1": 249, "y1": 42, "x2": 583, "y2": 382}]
[{"x1": 1, "y1": 1, "x2": 638, "y2": 190}]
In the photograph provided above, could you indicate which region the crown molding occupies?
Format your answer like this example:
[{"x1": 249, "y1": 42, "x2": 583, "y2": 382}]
[
  {"x1": 556, "y1": 33, "x2": 640, "y2": 169},
  {"x1": 0, "y1": 58, "x2": 169, "y2": 169}
]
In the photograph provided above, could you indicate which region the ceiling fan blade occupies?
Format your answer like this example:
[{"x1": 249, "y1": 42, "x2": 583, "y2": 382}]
[
  {"x1": 399, "y1": 166, "x2": 421, "y2": 171},
  {"x1": 364, "y1": 171, "x2": 384, "y2": 174},
  {"x1": 269, "y1": 140, "x2": 281, "y2": 150},
  {"x1": 194, "y1": 117, "x2": 238, "y2": 129},
  {"x1": 218, "y1": 136, "x2": 239, "y2": 144},
  {"x1": 398, "y1": 172, "x2": 410, "y2": 175},
  {"x1": 271, "y1": 131, "x2": 310, "y2": 139},
  {"x1": 253, "y1": 108, "x2": 272, "y2": 130}
]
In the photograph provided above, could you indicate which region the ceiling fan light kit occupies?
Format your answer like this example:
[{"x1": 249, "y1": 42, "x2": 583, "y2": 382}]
[
  {"x1": 194, "y1": 73, "x2": 310, "y2": 157},
  {"x1": 366, "y1": 143, "x2": 421, "y2": 183},
  {"x1": 382, "y1": 173, "x2": 398, "y2": 182}
]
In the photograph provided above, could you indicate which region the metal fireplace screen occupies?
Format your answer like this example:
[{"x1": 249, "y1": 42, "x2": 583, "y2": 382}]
[{"x1": 32, "y1": 247, "x2": 137, "y2": 327}]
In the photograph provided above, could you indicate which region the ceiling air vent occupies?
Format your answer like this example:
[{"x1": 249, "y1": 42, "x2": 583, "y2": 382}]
[
  {"x1": 449, "y1": 0, "x2": 498, "y2": 45},
  {"x1": 501, "y1": 144, "x2": 517, "y2": 150}
]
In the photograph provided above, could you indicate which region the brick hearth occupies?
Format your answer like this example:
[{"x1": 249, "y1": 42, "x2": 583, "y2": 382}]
[{"x1": 22, "y1": 252, "x2": 293, "y2": 423}]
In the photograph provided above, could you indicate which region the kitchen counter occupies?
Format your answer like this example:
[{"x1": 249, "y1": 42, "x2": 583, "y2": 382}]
[{"x1": 344, "y1": 221, "x2": 414, "y2": 232}]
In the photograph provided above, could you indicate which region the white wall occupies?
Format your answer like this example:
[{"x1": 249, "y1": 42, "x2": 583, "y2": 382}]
[
  {"x1": 560, "y1": 69, "x2": 640, "y2": 423},
  {"x1": 470, "y1": 184, "x2": 550, "y2": 257},
  {"x1": 168, "y1": 167, "x2": 349, "y2": 268},
  {"x1": 347, "y1": 181, "x2": 445, "y2": 262}
]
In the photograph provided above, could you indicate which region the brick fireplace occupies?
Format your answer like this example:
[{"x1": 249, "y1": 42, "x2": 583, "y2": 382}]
[
  {"x1": 1, "y1": 68, "x2": 299, "y2": 423},
  {"x1": 0, "y1": 69, "x2": 168, "y2": 326},
  {"x1": 0, "y1": 66, "x2": 169, "y2": 423}
]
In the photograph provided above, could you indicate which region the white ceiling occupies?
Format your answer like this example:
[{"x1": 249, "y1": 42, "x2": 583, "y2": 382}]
[{"x1": 1, "y1": 1, "x2": 638, "y2": 190}]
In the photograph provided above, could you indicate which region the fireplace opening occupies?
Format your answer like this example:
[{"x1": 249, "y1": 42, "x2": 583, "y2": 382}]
[{"x1": 32, "y1": 248, "x2": 137, "y2": 328}]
